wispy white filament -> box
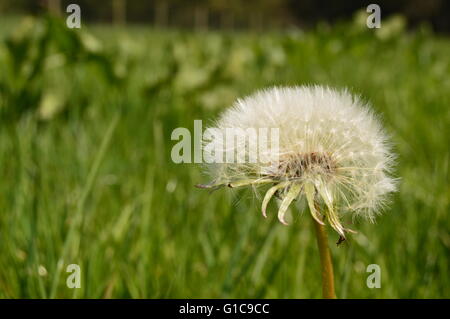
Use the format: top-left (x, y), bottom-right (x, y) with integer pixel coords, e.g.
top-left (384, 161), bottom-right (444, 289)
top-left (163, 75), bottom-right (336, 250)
top-left (200, 85), bottom-right (397, 236)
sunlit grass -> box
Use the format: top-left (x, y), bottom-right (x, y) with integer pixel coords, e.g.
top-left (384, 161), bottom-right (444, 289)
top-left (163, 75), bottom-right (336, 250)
top-left (0, 16), bottom-right (449, 298)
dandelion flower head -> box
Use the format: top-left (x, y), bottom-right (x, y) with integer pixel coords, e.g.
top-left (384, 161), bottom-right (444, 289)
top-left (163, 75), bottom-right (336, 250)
top-left (198, 86), bottom-right (397, 238)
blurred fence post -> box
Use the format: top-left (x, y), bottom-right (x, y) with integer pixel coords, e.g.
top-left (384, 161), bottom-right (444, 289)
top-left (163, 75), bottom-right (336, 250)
top-left (112, 0), bottom-right (126, 25)
top-left (155, 1), bottom-right (169, 27)
top-left (220, 11), bottom-right (234, 30)
top-left (194, 5), bottom-right (209, 30)
top-left (250, 11), bottom-right (263, 31)
top-left (47, 0), bottom-right (61, 16)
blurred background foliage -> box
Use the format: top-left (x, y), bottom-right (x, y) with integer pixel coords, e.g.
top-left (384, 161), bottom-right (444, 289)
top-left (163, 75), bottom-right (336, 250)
top-left (0, 1), bottom-right (449, 298)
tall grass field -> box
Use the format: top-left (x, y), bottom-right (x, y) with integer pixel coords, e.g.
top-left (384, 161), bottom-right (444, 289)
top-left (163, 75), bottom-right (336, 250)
top-left (0, 15), bottom-right (449, 298)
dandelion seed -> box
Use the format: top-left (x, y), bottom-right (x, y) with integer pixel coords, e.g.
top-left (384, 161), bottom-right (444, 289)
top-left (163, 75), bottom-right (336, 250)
top-left (38, 265), bottom-right (48, 277)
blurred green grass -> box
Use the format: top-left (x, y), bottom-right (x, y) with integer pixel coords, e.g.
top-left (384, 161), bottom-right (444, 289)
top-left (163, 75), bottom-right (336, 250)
top-left (0, 15), bottom-right (449, 298)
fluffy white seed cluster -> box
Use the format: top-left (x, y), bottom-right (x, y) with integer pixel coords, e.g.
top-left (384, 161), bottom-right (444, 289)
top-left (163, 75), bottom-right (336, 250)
top-left (198, 85), bottom-right (397, 238)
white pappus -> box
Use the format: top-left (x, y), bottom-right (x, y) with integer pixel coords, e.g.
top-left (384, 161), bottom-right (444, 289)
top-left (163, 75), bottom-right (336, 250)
top-left (197, 85), bottom-right (397, 239)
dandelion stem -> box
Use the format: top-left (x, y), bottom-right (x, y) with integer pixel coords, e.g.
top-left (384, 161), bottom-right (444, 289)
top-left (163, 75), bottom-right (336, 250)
top-left (312, 204), bottom-right (336, 299)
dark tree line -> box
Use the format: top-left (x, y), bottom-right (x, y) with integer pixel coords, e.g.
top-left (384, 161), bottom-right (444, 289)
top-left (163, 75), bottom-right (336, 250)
top-left (1, 0), bottom-right (449, 32)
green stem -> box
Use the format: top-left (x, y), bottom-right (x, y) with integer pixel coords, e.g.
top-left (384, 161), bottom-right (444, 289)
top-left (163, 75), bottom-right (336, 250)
top-left (312, 209), bottom-right (337, 299)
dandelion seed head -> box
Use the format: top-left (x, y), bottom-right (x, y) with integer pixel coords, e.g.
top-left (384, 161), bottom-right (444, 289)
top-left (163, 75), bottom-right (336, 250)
top-left (199, 85), bottom-right (397, 237)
